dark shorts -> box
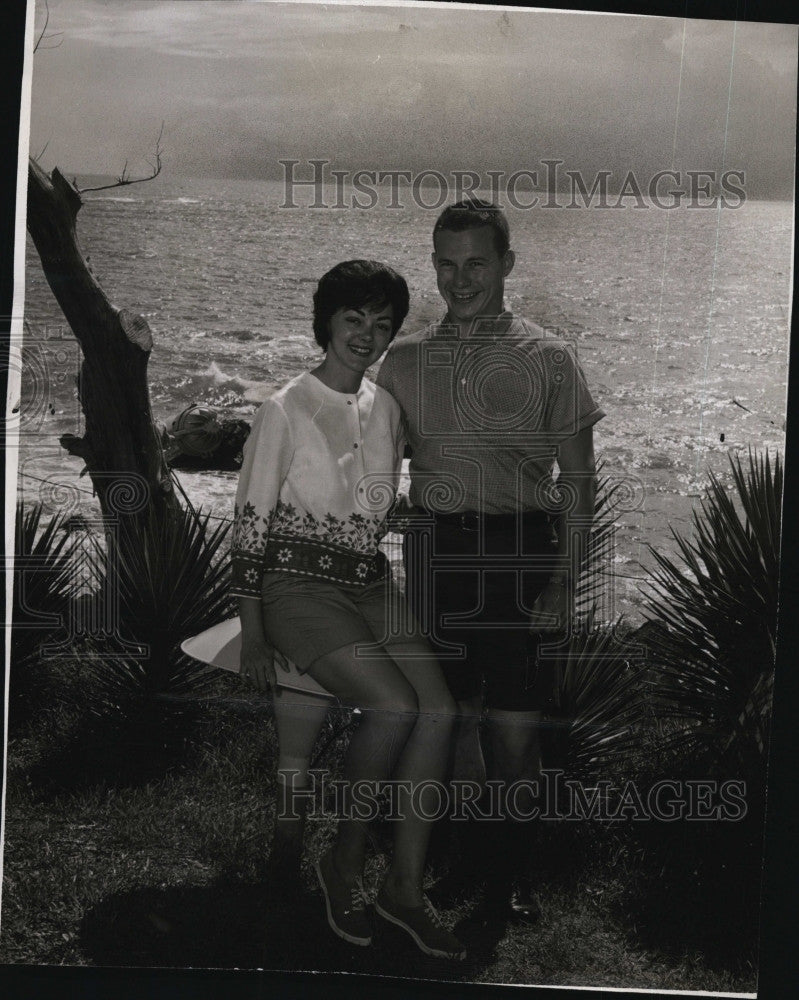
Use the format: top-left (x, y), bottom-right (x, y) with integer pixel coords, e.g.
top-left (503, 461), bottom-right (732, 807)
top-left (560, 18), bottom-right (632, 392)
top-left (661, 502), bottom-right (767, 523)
top-left (402, 510), bottom-right (560, 711)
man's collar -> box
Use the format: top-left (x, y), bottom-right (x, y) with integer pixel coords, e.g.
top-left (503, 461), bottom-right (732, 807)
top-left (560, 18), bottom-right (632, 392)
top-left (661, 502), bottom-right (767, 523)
top-left (435, 310), bottom-right (515, 338)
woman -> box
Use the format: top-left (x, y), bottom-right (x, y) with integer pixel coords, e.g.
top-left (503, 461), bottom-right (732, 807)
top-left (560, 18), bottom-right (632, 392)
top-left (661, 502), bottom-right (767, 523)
top-left (231, 260), bottom-right (464, 961)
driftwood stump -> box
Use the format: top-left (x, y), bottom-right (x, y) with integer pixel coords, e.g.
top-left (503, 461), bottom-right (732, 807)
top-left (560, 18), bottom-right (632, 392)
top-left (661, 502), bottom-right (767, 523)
top-left (26, 158), bottom-right (177, 517)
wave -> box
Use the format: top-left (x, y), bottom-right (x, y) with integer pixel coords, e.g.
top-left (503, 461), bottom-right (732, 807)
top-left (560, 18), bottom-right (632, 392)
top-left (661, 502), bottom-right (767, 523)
top-left (193, 361), bottom-right (281, 405)
top-left (200, 361), bottom-right (264, 393)
top-left (222, 329), bottom-right (257, 342)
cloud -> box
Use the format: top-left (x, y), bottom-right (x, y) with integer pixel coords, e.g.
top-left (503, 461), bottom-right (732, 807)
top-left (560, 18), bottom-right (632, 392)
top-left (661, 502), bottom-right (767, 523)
top-left (29, 1), bottom-right (797, 196)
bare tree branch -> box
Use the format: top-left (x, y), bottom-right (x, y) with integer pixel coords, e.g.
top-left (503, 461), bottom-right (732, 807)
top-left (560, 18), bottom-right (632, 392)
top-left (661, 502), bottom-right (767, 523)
top-left (33, 0), bottom-right (64, 54)
top-left (79, 122), bottom-right (165, 194)
top-left (37, 36), bottom-right (65, 51)
top-left (33, 0), bottom-right (49, 53)
top-left (26, 159), bottom-right (179, 515)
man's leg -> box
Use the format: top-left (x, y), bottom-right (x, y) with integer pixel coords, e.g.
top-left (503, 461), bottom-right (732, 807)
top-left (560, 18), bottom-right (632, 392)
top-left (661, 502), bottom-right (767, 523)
top-left (474, 516), bottom-right (562, 919)
top-left (484, 707), bottom-right (542, 810)
top-left (450, 694), bottom-right (486, 788)
top-left (424, 694), bottom-right (486, 897)
top-left (481, 709), bottom-right (544, 920)
top-left (474, 559), bottom-right (555, 920)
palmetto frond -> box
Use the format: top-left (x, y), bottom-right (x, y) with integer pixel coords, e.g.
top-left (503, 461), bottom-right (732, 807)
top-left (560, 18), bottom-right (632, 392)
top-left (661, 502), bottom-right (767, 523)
top-left (86, 504), bottom-right (233, 703)
top-left (640, 449), bottom-right (780, 782)
top-left (547, 623), bottom-right (642, 780)
top-left (8, 500), bottom-right (87, 729)
top-left (537, 463), bottom-right (645, 781)
top-left (575, 465), bottom-right (628, 619)
top-left (12, 500), bottom-right (81, 661)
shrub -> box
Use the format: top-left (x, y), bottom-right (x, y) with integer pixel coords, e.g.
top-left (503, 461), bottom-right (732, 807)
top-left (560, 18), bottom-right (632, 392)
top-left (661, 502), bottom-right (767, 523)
top-left (84, 503), bottom-right (234, 709)
top-left (640, 449), bottom-right (779, 793)
top-left (9, 501), bottom-right (82, 729)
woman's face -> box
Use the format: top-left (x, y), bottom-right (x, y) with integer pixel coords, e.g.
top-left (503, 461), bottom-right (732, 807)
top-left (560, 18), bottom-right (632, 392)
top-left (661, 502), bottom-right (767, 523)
top-left (326, 302), bottom-right (395, 374)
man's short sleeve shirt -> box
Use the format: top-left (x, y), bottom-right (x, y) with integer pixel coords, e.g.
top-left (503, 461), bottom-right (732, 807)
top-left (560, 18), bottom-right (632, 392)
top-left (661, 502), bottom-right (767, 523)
top-left (376, 314), bottom-right (605, 515)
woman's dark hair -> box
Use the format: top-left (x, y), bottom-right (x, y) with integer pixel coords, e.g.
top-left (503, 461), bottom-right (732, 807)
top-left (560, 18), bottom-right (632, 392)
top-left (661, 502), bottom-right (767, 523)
top-left (433, 198), bottom-right (510, 257)
top-left (312, 259), bottom-right (410, 350)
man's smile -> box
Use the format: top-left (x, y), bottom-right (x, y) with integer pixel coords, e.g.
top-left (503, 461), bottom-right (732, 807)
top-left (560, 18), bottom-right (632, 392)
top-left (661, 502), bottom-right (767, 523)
top-left (432, 226), bottom-right (515, 326)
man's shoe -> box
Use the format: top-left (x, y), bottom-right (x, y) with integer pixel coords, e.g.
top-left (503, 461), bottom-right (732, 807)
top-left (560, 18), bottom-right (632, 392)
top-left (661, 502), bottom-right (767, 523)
top-left (375, 886), bottom-right (466, 961)
top-left (508, 877), bottom-right (542, 923)
top-left (483, 875), bottom-right (542, 924)
top-left (314, 850), bottom-right (372, 946)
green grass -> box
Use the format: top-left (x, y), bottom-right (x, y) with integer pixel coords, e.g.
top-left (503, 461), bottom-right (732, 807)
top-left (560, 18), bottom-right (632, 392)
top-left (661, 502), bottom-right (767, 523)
top-left (0, 664), bottom-right (758, 992)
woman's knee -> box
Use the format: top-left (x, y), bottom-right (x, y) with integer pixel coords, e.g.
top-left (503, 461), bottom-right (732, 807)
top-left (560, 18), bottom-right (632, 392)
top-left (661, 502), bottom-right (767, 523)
top-left (387, 645), bottom-right (458, 722)
top-left (309, 644), bottom-right (418, 716)
top-left (417, 691), bottom-right (458, 727)
top-left (367, 683), bottom-right (419, 720)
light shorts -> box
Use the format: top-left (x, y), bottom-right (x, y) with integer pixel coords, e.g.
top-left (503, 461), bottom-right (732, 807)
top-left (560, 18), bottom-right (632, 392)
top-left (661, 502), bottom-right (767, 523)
top-left (260, 571), bottom-right (426, 672)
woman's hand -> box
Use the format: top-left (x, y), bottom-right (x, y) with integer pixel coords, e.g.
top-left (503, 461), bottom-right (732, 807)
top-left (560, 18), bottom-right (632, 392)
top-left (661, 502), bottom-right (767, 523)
top-left (240, 637), bottom-right (291, 693)
top-left (237, 595), bottom-right (291, 693)
top-left (529, 574), bottom-right (572, 635)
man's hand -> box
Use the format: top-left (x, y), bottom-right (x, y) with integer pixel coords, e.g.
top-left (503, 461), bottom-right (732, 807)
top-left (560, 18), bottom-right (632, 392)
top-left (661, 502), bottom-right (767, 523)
top-left (240, 637), bottom-right (290, 693)
top-left (533, 422), bottom-right (596, 636)
top-left (529, 575), bottom-right (572, 635)
top-left (385, 492), bottom-right (416, 532)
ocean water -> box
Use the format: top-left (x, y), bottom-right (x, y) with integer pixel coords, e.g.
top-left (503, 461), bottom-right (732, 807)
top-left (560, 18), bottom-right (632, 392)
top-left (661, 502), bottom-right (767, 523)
top-left (19, 177), bottom-right (792, 622)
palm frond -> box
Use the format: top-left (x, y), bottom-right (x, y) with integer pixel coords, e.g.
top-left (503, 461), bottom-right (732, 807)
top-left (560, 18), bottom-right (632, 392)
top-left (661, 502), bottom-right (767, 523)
top-left (575, 465), bottom-right (630, 619)
top-left (86, 505), bottom-right (233, 702)
top-left (545, 622), bottom-right (643, 780)
top-left (639, 448), bottom-right (780, 784)
top-left (9, 500), bottom-right (85, 728)
top-left (11, 500), bottom-right (81, 660)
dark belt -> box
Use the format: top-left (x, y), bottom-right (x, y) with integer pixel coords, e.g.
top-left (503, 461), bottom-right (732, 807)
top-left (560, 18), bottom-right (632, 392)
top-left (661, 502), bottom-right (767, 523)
top-left (421, 508), bottom-right (551, 533)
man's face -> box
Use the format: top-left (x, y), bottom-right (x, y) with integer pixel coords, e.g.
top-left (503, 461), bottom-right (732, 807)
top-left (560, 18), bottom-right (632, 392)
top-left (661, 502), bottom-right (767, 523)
top-left (432, 226), bottom-right (515, 329)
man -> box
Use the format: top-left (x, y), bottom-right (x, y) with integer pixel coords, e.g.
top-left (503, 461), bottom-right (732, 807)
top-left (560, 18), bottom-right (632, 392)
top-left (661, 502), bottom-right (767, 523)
top-left (376, 199), bottom-right (605, 921)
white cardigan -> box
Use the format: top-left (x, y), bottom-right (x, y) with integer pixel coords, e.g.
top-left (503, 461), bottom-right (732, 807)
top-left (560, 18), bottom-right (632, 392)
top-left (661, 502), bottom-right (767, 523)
top-left (231, 372), bottom-right (405, 599)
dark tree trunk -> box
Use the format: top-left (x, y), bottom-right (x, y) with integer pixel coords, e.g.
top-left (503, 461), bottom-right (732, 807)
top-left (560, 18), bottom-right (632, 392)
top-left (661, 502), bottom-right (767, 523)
top-left (26, 159), bottom-right (178, 517)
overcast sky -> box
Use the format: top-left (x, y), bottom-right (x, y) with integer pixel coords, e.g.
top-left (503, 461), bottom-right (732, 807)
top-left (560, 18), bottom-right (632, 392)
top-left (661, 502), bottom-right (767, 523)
top-left (27, 0), bottom-right (798, 197)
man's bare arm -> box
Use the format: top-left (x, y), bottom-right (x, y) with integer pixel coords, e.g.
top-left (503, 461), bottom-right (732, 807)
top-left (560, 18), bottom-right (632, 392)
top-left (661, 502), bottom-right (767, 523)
top-left (529, 425), bottom-right (597, 633)
top-left (553, 424), bottom-right (597, 585)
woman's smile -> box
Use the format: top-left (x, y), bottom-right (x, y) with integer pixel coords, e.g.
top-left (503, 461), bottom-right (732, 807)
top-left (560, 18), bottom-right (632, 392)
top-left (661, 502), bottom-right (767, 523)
top-left (316, 302), bottom-right (395, 391)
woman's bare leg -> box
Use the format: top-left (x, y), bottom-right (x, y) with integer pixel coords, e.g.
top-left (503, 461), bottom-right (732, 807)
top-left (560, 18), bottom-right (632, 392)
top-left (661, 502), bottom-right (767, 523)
top-left (271, 690), bottom-right (330, 871)
top-left (306, 642), bottom-right (420, 881)
top-left (378, 642), bottom-right (457, 905)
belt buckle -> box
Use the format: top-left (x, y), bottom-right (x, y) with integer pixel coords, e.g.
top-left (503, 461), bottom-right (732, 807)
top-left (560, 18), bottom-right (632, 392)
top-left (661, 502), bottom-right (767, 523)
top-left (459, 511), bottom-right (479, 532)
